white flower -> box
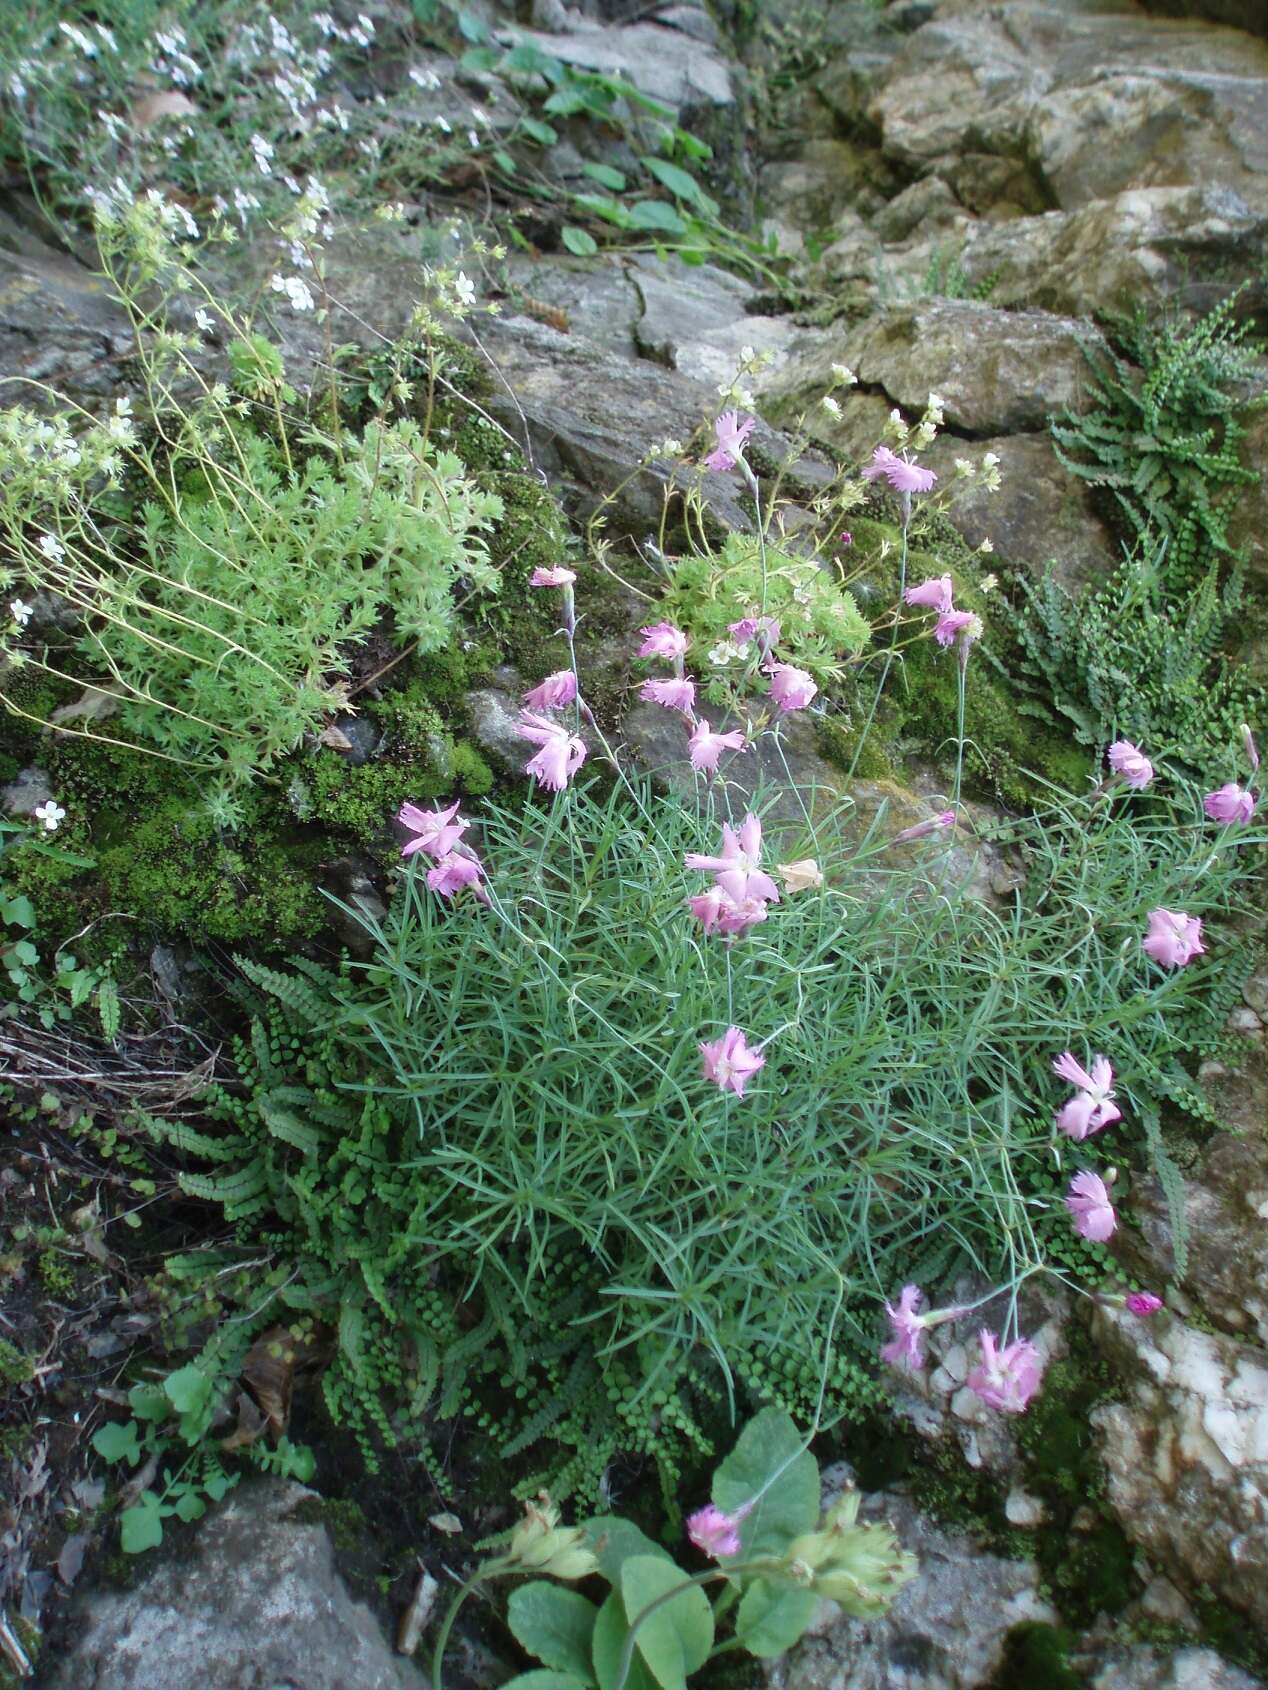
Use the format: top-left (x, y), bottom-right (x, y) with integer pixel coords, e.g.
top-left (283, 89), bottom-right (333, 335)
top-left (831, 363), bottom-right (857, 387)
top-left (740, 344), bottom-right (756, 363)
top-left (38, 534), bottom-right (65, 562)
top-left (10, 599), bottom-right (33, 627)
top-left (270, 273), bottom-right (315, 312)
top-left (59, 21), bottom-right (98, 55)
top-left (33, 800), bottom-right (65, 832)
top-left (195, 307), bottom-right (215, 334)
top-left (409, 65), bottom-right (441, 90)
top-left (708, 642), bottom-right (736, 666)
top-left (821, 395), bottom-right (841, 417)
top-left (250, 133), bottom-right (275, 175)
top-left (453, 271), bottom-right (476, 307)
top-left (978, 538), bottom-right (994, 554)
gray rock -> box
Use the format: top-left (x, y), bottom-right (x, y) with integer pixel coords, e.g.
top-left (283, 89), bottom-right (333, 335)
top-left (326, 715), bottom-right (384, 766)
top-left (1076, 1643), bottom-right (1266, 1690)
top-left (319, 857), bottom-right (389, 955)
top-left (501, 18), bottom-right (733, 115)
top-left (1141, 0), bottom-right (1268, 39)
top-left (467, 683), bottom-right (531, 770)
top-left (0, 766), bottom-right (54, 822)
top-left (1093, 1304), bottom-right (1268, 1629)
top-left (46, 1480), bottom-right (426, 1690)
top-left (764, 1492), bottom-right (1057, 1690)
top-left (632, 256), bottom-right (798, 389)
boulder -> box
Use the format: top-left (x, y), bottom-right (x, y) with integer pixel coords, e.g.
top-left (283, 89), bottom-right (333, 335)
top-left (1093, 1305), bottom-right (1268, 1629)
top-left (500, 17), bottom-right (734, 116)
top-left (1076, 1643), bottom-right (1267, 1689)
top-left (46, 1481), bottom-right (426, 1690)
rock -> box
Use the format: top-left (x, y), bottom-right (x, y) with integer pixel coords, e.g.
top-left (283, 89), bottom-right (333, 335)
top-left (1141, 0), bottom-right (1268, 39)
top-left (1003, 1487), bottom-right (1046, 1527)
top-left (467, 682), bottom-right (530, 770)
top-left (46, 1480), bottom-right (426, 1690)
top-left (631, 256), bottom-right (798, 389)
top-left (757, 140), bottom-right (893, 253)
top-left (324, 715), bottom-right (384, 766)
top-left (319, 857), bottom-right (389, 955)
top-left (1246, 968), bottom-right (1268, 1018)
top-left (501, 18), bottom-right (734, 116)
top-left (1076, 1642), bottom-right (1267, 1690)
top-left (1093, 1305), bottom-right (1268, 1629)
top-left (0, 766), bottom-right (55, 822)
top-left (763, 1491), bottom-right (1057, 1690)
top-left (872, 177), bottom-right (964, 245)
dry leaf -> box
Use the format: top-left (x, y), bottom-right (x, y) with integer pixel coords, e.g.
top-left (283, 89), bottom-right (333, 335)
top-left (70, 1476), bottom-right (106, 1511)
top-left (56, 1533), bottom-right (88, 1587)
top-left (130, 90), bottom-right (198, 129)
top-left (427, 1511), bottom-right (462, 1535)
top-left (396, 1562), bottom-right (439, 1656)
top-left (19, 1444), bottom-right (48, 1502)
top-left (317, 723), bottom-right (355, 751)
top-left (240, 1324), bottom-right (325, 1440)
top-left (219, 1389), bottom-right (266, 1454)
top-left (49, 684), bottom-right (124, 728)
top-left (118, 1450), bottom-right (158, 1511)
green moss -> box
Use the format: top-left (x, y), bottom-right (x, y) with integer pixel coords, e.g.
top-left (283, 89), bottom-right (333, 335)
top-left (0, 1337), bottom-right (34, 1385)
top-left (990, 1623), bottom-right (1081, 1690)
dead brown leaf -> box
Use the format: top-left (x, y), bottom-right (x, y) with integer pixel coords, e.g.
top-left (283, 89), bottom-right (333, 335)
top-left (218, 1389), bottom-right (266, 1454)
top-left (240, 1324), bottom-right (326, 1440)
top-left (428, 1511), bottom-right (462, 1535)
top-left (130, 90), bottom-right (198, 129)
top-left (317, 723), bottom-right (355, 751)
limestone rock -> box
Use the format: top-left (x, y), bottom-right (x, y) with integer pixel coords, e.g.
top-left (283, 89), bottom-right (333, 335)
top-left (764, 1491), bottom-right (1057, 1690)
top-left (46, 1481), bottom-right (426, 1690)
top-left (1093, 1305), bottom-right (1268, 1628)
top-left (1076, 1643), bottom-right (1266, 1690)
top-left (501, 18), bottom-right (734, 115)
top-left (631, 255), bottom-right (799, 389)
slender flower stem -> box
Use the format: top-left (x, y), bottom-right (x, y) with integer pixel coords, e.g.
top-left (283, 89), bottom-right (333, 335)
top-left (430, 1558), bottom-right (511, 1689)
top-left (847, 522), bottom-right (909, 782)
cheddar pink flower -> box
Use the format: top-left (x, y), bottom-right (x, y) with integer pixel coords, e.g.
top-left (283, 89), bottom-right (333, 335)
top-left (517, 710), bottom-right (586, 791)
top-left (1053, 1051), bottom-right (1121, 1140)
top-left (1108, 740), bottom-right (1154, 790)
top-left (1142, 908), bottom-right (1204, 969)
top-left (904, 575), bottom-right (954, 612)
top-left (529, 566), bottom-right (575, 587)
top-left (640, 676), bottom-right (696, 715)
top-left (398, 799), bottom-right (466, 860)
top-left (685, 814), bottom-right (780, 906)
top-left (687, 1503), bottom-right (751, 1560)
top-left (892, 809), bottom-right (955, 845)
top-left (522, 670), bottom-right (577, 710)
top-left (728, 615), bottom-right (781, 652)
top-left (1126, 1292), bottom-right (1163, 1317)
top-left (704, 411), bottom-right (754, 472)
top-left (687, 884), bottom-right (769, 938)
top-left (426, 852), bottom-right (489, 904)
top-left (766, 662), bottom-right (818, 713)
top-left (1066, 1170), bottom-right (1117, 1241)
top-left (967, 1330), bottom-right (1043, 1414)
top-left (688, 718), bottom-right (746, 773)
top-left (638, 622), bottom-right (689, 660)
top-left (699, 1025), bottom-right (765, 1098)
top-left (933, 609), bottom-right (981, 649)
top-left (881, 1285), bottom-right (928, 1374)
top-left (1203, 782), bottom-right (1256, 825)
top-left (862, 444), bottom-right (937, 494)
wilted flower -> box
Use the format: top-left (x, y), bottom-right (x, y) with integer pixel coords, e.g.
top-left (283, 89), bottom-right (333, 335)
top-left (880, 1285), bottom-right (928, 1373)
top-left (686, 1502), bottom-right (751, 1560)
top-left (33, 799), bottom-right (65, 832)
top-left (704, 411), bottom-right (755, 473)
top-left (522, 670), bottom-right (577, 711)
top-left (933, 609), bottom-right (981, 649)
top-left (638, 621), bottom-right (689, 660)
top-left (517, 710), bottom-right (586, 791)
top-left (777, 858), bottom-right (823, 894)
top-left (529, 566), bottom-right (576, 588)
top-left (1125, 1291), bottom-right (1164, 1317)
top-left (1053, 1051), bottom-right (1121, 1140)
top-left (640, 676), bottom-right (696, 715)
top-left (508, 1495), bottom-right (598, 1581)
top-left (729, 615), bottom-right (781, 655)
top-left (966, 1330), bottom-right (1043, 1414)
top-left (862, 444), bottom-right (937, 494)
top-left (1108, 740), bottom-right (1154, 790)
top-left (1066, 1169), bottom-right (1117, 1241)
top-left (398, 798), bottom-right (466, 860)
top-left (892, 810), bottom-right (955, 846)
top-left (904, 575), bottom-right (954, 613)
top-left (1203, 782), bottom-right (1257, 825)
top-left (699, 1025), bottom-right (765, 1098)
top-left (1242, 724), bottom-right (1259, 773)
top-left (1142, 908), bottom-right (1204, 969)
top-left (689, 718), bottom-right (746, 774)
top-left (766, 662), bottom-right (818, 713)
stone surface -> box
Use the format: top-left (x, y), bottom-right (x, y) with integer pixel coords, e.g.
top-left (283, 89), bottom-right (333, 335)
top-left (1076, 1643), bottom-right (1267, 1689)
top-left (47, 1481), bottom-right (425, 1690)
top-left (631, 256), bottom-right (798, 389)
top-left (502, 18), bottom-right (734, 114)
top-left (0, 766), bottom-right (55, 822)
top-left (1093, 1305), bottom-right (1268, 1629)
top-left (764, 1491), bottom-right (1057, 1690)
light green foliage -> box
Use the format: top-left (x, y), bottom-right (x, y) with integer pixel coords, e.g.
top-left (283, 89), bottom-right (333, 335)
top-left (0, 821), bottom-right (119, 1032)
top-left (660, 532), bottom-right (869, 688)
top-left (142, 769), bottom-right (1254, 1503)
top-left (1051, 291), bottom-right (1261, 592)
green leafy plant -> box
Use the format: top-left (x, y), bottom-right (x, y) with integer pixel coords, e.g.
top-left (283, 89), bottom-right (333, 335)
top-left (0, 819), bottom-right (118, 1034)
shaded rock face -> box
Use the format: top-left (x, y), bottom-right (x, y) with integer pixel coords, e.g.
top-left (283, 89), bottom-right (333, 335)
top-left (1093, 1306), bottom-right (1268, 1629)
top-left (765, 1489), bottom-right (1057, 1690)
top-left (1076, 1643), bottom-right (1267, 1689)
top-left (47, 1481), bottom-right (425, 1690)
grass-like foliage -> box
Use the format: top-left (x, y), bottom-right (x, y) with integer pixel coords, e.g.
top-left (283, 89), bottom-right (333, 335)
top-left (154, 764), bottom-right (1257, 1501)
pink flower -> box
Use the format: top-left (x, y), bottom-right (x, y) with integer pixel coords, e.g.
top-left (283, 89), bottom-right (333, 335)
top-left (728, 615), bottom-right (781, 651)
top-left (399, 799), bottom-right (466, 860)
top-left (892, 809), bottom-right (955, 845)
top-left (1108, 740), bottom-right (1154, 790)
top-left (688, 718), bottom-right (746, 774)
top-left (862, 444), bottom-right (937, 494)
top-left (1203, 782), bottom-right (1256, 825)
top-left (640, 676), bottom-right (696, 715)
top-left (1052, 1051), bottom-right (1121, 1140)
top-left (881, 1285), bottom-right (928, 1373)
top-left (638, 622), bottom-right (689, 660)
top-left (933, 609), bottom-right (982, 649)
top-left (426, 851), bottom-right (489, 904)
top-left (517, 710), bottom-right (586, 791)
top-left (839, 530), bottom-right (853, 548)
top-left (967, 1330), bottom-right (1044, 1414)
top-left (766, 663), bottom-right (818, 713)
top-left (1243, 724), bottom-right (1259, 773)
top-left (1142, 908), bottom-right (1204, 969)
top-left (699, 1025), bottom-right (765, 1098)
top-left (685, 814), bottom-right (780, 906)
top-left (1125, 1292), bottom-right (1163, 1317)
top-left (904, 575), bottom-right (954, 613)
top-left (686, 1502), bottom-right (751, 1560)
top-left (687, 885), bottom-right (769, 938)
top-left (704, 411), bottom-right (755, 473)
top-left (529, 566), bottom-right (576, 588)
top-left (522, 670), bottom-right (577, 710)
top-left (1066, 1170), bottom-right (1117, 1242)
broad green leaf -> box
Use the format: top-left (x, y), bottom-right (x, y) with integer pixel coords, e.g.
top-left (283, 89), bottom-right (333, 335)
top-left (581, 162), bottom-right (626, 191)
top-left (91, 1419), bottom-right (141, 1465)
top-left (591, 1592), bottom-right (656, 1690)
top-left (627, 200), bottom-right (686, 236)
top-left (571, 193), bottom-right (631, 229)
top-left (733, 1579), bottom-right (818, 1657)
top-left (561, 226), bottom-right (598, 257)
top-left (204, 1469), bottom-right (238, 1501)
top-left (128, 1382), bottom-right (170, 1422)
top-left (508, 1583), bottom-right (599, 1680)
top-left (494, 150), bottom-right (518, 175)
top-left (460, 46), bottom-right (500, 72)
top-left (120, 1494), bottom-right (164, 1553)
top-left (502, 43), bottom-right (564, 83)
top-left (712, 1408), bottom-right (818, 1559)
top-left (584, 1516), bottom-right (675, 1586)
top-left (1, 894), bottom-right (35, 928)
top-left (163, 1363), bottom-right (212, 1417)
top-left (456, 10), bottom-right (488, 42)
top-left (639, 157), bottom-right (701, 205)
top-left (619, 1555), bottom-right (713, 1689)
top-left (503, 1675), bottom-right (591, 1690)
top-left (173, 1488), bottom-right (206, 1523)
top-left (672, 127), bottom-right (713, 161)
top-left (520, 117), bottom-right (559, 146)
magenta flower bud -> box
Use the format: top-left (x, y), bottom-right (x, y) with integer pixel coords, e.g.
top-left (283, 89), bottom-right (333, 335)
top-left (1203, 782), bottom-right (1256, 825)
top-left (686, 1502), bottom-right (751, 1559)
top-left (933, 609), bottom-right (980, 649)
top-left (892, 809), bottom-right (955, 846)
top-left (1125, 1292), bottom-right (1164, 1317)
top-left (766, 662), bottom-right (818, 713)
top-left (703, 411), bottom-right (755, 474)
top-left (529, 566), bottom-right (576, 588)
top-left (880, 1285), bottom-right (928, 1374)
top-left (839, 530), bottom-right (853, 547)
top-left (1142, 908), bottom-right (1204, 970)
top-left (1107, 739), bottom-right (1154, 790)
top-left (904, 575), bottom-right (954, 613)
top-left (1242, 724), bottom-right (1260, 773)
top-left (522, 670), bottom-right (577, 711)
top-left (966, 1330), bottom-right (1043, 1414)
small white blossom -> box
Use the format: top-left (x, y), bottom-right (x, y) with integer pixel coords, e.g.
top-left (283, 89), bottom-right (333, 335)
top-left (831, 363), bottom-right (857, 387)
top-left (195, 307), bottom-right (215, 334)
top-left (978, 538), bottom-right (994, 554)
top-left (454, 271), bottom-right (476, 307)
top-left (37, 534), bottom-right (65, 562)
top-left (10, 600), bottom-right (33, 627)
top-left (250, 133), bottom-right (275, 175)
top-left (59, 21), bottom-right (97, 55)
top-left (34, 800), bottom-right (65, 832)
top-left (410, 65), bottom-right (441, 90)
top-left (708, 642), bottom-right (736, 666)
top-left (270, 273), bottom-right (315, 312)
top-left (821, 395), bottom-right (841, 418)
